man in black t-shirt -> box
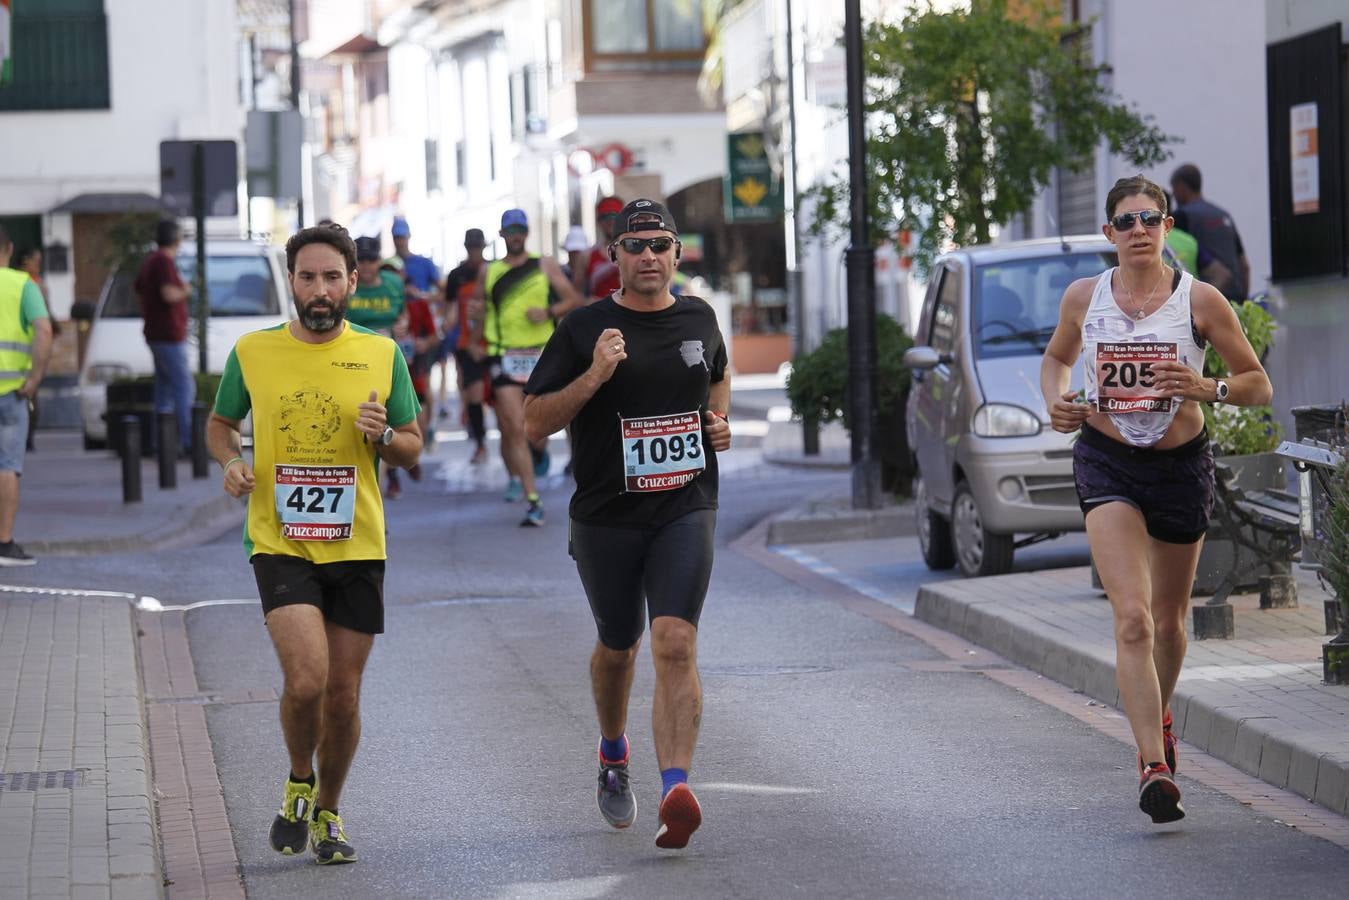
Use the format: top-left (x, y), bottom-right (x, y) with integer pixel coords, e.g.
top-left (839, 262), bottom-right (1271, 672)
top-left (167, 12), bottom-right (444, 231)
top-left (523, 199), bottom-right (731, 851)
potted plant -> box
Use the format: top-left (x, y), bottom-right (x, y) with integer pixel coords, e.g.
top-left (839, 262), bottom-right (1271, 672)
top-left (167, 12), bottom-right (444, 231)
top-left (1321, 450), bottom-right (1349, 682)
top-left (785, 314), bottom-right (915, 495)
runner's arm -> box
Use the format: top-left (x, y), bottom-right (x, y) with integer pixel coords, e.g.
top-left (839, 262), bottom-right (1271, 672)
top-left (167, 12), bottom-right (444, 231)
top-left (1040, 277), bottom-right (1092, 433)
top-left (524, 371), bottom-right (603, 445)
top-left (704, 376), bottom-right (731, 451)
top-left (1185, 281), bottom-right (1272, 406)
top-left (206, 413), bottom-right (255, 497)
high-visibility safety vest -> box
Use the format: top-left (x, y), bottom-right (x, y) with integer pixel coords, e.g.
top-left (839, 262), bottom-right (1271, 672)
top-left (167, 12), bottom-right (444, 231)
top-left (0, 268), bottom-right (34, 395)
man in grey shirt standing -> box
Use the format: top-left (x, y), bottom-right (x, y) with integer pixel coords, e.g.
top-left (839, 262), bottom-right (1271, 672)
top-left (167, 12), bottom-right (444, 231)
top-left (1170, 163), bottom-right (1251, 301)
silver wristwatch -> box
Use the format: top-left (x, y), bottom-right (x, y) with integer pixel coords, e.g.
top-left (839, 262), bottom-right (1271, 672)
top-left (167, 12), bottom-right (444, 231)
top-left (1214, 379), bottom-right (1229, 402)
top-left (379, 425), bottom-right (395, 446)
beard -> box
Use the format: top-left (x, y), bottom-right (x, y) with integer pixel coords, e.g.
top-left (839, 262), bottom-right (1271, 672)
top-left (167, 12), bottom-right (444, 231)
top-left (298, 296), bottom-right (347, 332)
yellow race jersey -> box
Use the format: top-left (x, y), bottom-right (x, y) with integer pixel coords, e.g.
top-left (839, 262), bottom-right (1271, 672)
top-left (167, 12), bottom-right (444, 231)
top-left (214, 322), bottom-right (420, 562)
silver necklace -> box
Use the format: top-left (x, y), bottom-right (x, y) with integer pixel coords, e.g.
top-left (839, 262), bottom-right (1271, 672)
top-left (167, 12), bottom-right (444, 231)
top-left (1121, 265), bottom-right (1168, 320)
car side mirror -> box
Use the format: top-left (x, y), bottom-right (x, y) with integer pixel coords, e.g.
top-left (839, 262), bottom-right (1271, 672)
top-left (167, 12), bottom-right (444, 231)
top-left (903, 346), bottom-right (951, 371)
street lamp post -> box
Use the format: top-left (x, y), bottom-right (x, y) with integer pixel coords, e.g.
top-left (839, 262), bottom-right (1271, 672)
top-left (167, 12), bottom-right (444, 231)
top-left (844, 0), bottom-right (881, 509)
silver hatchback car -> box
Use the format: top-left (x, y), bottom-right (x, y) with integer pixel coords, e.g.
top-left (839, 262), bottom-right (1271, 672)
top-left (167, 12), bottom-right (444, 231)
top-left (903, 236), bottom-right (1171, 577)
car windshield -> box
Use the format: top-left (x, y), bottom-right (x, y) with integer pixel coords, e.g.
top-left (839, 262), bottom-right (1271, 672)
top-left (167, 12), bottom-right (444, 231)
top-left (973, 251), bottom-right (1119, 359)
top-left (98, 254), bottom-right (282, 319)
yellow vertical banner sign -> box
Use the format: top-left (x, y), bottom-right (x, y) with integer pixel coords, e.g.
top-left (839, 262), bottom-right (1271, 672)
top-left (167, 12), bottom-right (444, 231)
top-left (0, 0), bottom-right (12, 87)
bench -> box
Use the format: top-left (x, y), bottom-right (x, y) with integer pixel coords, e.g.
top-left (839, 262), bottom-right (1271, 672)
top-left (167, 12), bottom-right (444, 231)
top-left (1192, 461), bottom-right (1301, 639)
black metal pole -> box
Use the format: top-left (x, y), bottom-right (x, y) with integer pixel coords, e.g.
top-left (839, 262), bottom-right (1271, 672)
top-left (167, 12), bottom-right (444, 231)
top-left (192, 141), bottom-right (208, 375)
top-left (845, 0), bottom-right (880, 509)
top-left (191, 402), bottom-right (209, 479)
top-left (289, 0), bottom-right (305, 227)
top-left (157, 412), bottom-right (178, 490)
top-left (121, 416), bottom-right (142, 503)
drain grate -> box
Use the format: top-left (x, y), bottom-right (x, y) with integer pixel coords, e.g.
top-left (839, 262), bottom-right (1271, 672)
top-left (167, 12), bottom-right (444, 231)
top-left (1, 770), bottom-right (87, 791)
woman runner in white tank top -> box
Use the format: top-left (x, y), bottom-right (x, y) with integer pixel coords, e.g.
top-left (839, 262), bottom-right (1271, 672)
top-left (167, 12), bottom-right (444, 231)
top-left (1040, 175), bottom-right (1271, 825)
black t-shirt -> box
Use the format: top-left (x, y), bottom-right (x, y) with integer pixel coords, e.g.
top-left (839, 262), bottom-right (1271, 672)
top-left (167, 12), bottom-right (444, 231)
top-left (525, 295), bottom-right (728, 527)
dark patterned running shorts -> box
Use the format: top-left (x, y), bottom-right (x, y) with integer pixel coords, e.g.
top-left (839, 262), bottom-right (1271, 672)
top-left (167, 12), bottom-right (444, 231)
top-left (1073, 423), bottom-right (1215, 544)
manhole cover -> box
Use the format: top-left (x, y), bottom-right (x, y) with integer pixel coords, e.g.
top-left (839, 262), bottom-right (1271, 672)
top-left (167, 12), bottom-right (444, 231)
top-left (702, 665), bottom-right (833, 677)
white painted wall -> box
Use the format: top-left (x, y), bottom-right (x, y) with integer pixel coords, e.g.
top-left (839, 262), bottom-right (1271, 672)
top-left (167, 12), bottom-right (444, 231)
top-left (0, 0), bottom-right (244, 317)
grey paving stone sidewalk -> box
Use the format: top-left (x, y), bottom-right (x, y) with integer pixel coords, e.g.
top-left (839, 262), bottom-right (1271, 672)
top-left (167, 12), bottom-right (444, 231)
top-left (0, 594), bottom-right (160, 899)
top-left (914, 565), bottom-right (1349, 817)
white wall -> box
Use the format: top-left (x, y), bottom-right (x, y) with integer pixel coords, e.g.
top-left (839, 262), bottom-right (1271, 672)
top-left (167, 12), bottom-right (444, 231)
top-left (0, 0), bottom-right (244, 318)
top-left (1088, 0), bottom-right (1271, 296)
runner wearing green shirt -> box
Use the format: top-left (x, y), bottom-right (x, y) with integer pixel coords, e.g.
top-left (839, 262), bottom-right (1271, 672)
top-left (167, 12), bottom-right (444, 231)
top-left (350, 236), bottom-right (405, 334)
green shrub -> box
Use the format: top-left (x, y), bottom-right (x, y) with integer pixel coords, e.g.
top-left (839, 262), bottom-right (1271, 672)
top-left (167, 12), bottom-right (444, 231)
top-left (1202, 300), bottom-right (1281, 455)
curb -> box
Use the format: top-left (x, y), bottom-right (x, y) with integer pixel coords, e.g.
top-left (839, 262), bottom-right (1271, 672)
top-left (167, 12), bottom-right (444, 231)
top-left (26, 493), bottom-right (245, 556)
top-left (913, 578), bottom-right (1349, 819)
top-left (766, 498), bottom-right (917, 545)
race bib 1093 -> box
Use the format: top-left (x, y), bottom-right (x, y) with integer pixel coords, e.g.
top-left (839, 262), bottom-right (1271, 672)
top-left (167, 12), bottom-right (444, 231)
top-left (620, 411), bottom-right (706, 492)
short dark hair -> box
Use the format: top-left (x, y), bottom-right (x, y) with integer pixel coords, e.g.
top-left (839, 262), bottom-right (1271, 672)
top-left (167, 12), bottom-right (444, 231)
top-left (1171, 163), bottom-right (1202, 194)
top-left (285, 222), bottom-right (358, 275)
top-left (1105, 175), bottom-right (1168, 221)
top-left (155, 219), bottom-right (181, 247)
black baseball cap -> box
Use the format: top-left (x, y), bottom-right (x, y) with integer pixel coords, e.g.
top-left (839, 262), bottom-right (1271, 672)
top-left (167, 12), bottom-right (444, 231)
top-left (464, 228), bottom-right (486, 248)
top-left (615, 199), bottom-right (678, 236)
top-left (354, 235), bottom-right (381, 261)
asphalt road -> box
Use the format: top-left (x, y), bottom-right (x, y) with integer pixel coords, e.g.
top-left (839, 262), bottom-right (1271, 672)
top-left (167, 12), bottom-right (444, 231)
top-left (17, 435), bottom-right (1349, 898)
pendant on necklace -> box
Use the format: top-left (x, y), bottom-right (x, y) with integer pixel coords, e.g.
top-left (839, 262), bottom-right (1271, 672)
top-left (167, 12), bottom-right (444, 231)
top-left (1135, 308), bottom-right (1145, 320)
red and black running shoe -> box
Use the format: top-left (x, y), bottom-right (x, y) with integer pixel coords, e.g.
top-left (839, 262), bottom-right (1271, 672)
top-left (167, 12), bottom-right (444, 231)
top-left (655, 783), bottom-right (702, 849)
top-left (1138, 762), bottom-right (1185, 824)
top-left (1162, 708), bottom-right (1178, 775)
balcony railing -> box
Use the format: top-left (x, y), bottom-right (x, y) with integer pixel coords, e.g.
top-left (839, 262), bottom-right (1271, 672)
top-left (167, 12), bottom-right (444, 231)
top-left (0, 13), bottom-right (111, 112)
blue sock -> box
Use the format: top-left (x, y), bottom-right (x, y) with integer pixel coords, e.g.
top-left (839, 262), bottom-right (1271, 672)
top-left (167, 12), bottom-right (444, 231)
top-left (599, 734), bottom-right (628, 762)
top-left (661, 767), bottom-right (688, 798)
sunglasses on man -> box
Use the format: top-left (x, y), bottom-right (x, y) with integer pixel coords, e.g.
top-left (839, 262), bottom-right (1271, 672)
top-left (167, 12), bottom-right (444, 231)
top-left (502, 225), bottom-right (528, 236)
top-left (616, 237), bottom-right (677, 255)
top-left (1109, 209), bottom-right (1166, 231)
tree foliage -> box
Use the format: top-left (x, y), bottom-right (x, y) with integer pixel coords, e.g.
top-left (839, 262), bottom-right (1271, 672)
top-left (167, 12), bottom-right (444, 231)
top-left (804, 0), bottom-right (1174, 271)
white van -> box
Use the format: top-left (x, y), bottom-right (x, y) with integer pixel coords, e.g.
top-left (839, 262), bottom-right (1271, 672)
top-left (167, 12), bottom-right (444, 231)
top-left (78, 239), bottom-right (293, 448)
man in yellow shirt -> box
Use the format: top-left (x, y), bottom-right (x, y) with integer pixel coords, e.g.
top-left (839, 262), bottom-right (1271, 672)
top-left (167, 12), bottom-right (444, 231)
top-left (205, 222), bottom-right (421, 865)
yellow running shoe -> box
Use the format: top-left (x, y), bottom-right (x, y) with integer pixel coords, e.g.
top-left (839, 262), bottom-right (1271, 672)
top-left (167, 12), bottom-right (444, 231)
top-left (309, 808), bottom-right (357, 864)
top-left (268, 777), bottom-right (315, 855)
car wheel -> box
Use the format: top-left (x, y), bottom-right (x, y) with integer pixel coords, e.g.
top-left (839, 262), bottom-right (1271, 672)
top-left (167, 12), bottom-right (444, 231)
top-left (914, 472), bottom-right (955, 570)
top-left (951, 481), bottom-right (1014, 578)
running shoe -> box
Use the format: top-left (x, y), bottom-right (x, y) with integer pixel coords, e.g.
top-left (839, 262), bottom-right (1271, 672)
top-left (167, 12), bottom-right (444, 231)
top-left (0, 541), bottom-right (35, 567)
top-left (533, 447), bottom-right (551, 478)
top-left (268, 777), bottom-right (315, 855)
top-left (408, 462), bottom-right (423, 482)
top-left (655, 783), bottom-right (701, 849)
top-left (1163, 709), bottom-right (1178, 775)
top-left (470, 444), bottom-right (488, 465)
top-left (1138, 762), bottom-right (1184, 824)
top-left (503, 477), bottom-right (524, 503)
top-left (309, 808), bottom-right (357, 864)
top-left (597, 745), bottom-right (636, 829)
top-left (385, 472), bottom-right (402, 500)
top-left (520, 500), bottom-right (544, 527)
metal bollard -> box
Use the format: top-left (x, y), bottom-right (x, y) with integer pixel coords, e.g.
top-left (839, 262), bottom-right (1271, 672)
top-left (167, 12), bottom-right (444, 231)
top-left (120, 415), bottom-right (142, 503)
top-left (157, 412), bottom-right (178, 489)
top-left (191, 402), bottom-right (209, 479)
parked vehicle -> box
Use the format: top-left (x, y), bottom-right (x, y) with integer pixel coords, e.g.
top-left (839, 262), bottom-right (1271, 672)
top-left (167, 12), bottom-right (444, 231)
top-left (903, 236), bottom-right (1180, 578)
top-left (78, 239), bottom-right (293, 448)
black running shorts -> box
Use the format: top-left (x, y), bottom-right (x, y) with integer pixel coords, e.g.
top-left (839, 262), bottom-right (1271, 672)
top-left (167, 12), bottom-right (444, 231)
top-left (251, 554), bottom-right (386, 634)
top-left (1073, 423), bottom-right (1215, 544)
top-left (454, 347), bottom-right (486, 386)
top-left (568, 509), bottom-right (716, 650)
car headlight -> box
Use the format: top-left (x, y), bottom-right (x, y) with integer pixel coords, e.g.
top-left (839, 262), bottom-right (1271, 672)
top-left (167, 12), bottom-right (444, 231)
top-left (84, 363), bottom-right (133, 385)
top-left (972, 403), bottom-right (1041, 437)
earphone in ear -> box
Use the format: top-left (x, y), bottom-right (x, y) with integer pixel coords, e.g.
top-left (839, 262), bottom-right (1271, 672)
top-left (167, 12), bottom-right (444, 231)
top-left (674, 241), bottom-right (682, 262)
top-left (608, 245), bottom-right (618, 263)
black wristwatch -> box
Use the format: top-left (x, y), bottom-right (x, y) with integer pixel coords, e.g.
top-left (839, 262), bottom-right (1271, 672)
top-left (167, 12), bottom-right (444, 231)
top-left (379, 425), bottom-right (395, 446)
top-left (1214, 379), bottom-right (1229, 403)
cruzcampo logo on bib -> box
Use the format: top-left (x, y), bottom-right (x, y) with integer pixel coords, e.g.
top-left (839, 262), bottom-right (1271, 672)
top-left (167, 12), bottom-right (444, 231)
top-left (620, 411), bottom-right (705, 492)
top-left (1095, 341), bottom-right (1177, 414)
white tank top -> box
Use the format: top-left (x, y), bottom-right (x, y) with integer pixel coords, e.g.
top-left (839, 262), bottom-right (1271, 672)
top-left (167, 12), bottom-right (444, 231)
top-left (1082, 267), bottom-right (1204, 447)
